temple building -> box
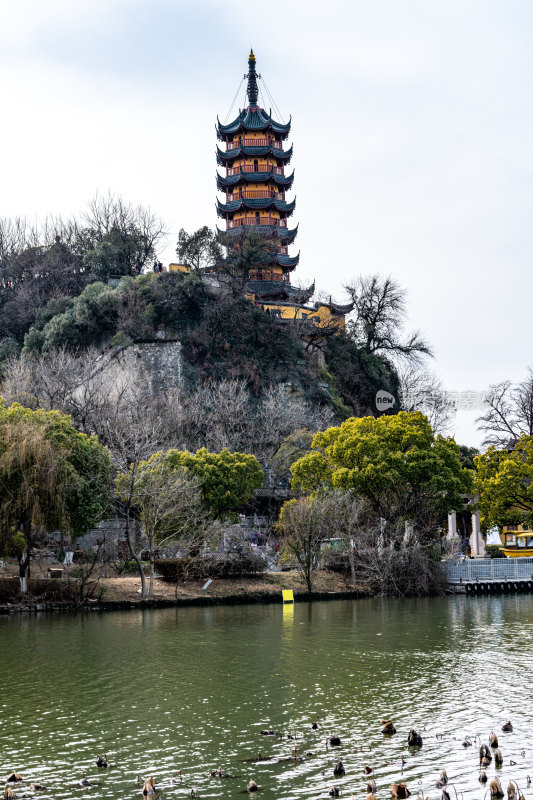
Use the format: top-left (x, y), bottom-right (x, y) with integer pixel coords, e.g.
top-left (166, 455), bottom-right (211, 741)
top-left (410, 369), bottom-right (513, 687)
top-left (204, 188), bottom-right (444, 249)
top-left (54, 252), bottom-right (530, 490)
top-left (215, 50), bottom-right (352, 328)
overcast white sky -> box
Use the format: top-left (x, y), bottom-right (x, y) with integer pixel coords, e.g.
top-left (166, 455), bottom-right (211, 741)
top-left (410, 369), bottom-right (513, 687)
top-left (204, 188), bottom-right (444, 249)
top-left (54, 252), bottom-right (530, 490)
top-left (1, 0), bottom-right (532, 447)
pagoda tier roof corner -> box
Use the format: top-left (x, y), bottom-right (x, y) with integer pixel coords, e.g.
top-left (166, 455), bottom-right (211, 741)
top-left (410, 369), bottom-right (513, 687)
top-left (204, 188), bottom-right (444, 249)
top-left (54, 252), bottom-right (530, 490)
top-left (315, 298), bottom-right (355, 315)
top-left (217, 109), bottom-right (291, 139)
top-left (216, 143), bottom-right (293, 165)
top-left (248, 279), bottom-right (314, 304)
top-left (217, 223), bottom-right (298, 244)
top-left (216, 197), bottom-right (296, 216)
top-left (277, 251), bottom-right (300, 268)
top-left (216, 170), bottom-right (294, 189)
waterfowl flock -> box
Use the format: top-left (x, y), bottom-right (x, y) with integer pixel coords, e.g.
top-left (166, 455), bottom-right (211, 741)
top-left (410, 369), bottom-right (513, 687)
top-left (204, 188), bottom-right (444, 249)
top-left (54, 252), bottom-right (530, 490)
top-left (2, 719), bottom-right (530, 800)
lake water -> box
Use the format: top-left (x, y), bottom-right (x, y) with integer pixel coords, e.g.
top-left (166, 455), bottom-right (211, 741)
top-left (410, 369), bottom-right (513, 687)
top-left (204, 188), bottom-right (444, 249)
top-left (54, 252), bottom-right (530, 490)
top-left (1, 596), bottom-right (533, 800)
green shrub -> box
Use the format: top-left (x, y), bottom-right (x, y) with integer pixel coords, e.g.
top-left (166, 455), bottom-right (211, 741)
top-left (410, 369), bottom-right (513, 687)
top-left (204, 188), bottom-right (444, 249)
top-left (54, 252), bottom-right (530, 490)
top-left (155, 551), bottom-right (267, 581)
top-left (486, 544), bottom-right (505, 559)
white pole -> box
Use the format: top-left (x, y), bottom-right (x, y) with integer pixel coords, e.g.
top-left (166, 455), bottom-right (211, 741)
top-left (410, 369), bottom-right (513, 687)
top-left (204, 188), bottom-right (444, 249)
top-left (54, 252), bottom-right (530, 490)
top-left (471, 509), bottom-right (482, 557)
top-left (447, 512), bottom-right (457, 540)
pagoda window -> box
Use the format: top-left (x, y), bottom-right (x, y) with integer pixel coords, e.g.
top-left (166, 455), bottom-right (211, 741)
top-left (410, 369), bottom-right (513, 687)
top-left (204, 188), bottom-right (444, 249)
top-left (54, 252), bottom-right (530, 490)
top-left (255, 212), bottom-right (260, 224)
top-left (254, 159), bottom-right (259, 171)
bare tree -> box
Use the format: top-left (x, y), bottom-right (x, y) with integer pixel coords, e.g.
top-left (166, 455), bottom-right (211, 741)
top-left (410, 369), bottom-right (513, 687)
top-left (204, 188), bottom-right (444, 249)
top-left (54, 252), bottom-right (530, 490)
top-left (80, 192), bottom-right (167, 277)
top-left (282, 489), bottom-right (443, 597)
top-left (397, 364), bottom-right (454, 434)
top-left (170, 379), bottom-right (251, 453)
top-left (176, 226), bottom-right (222, 272)
top-left (349, 519), bottom-right (444, 597)
top-left (165, 379), bottom-right (333, 464)
top-left (276, 494), bottom-right (335, 593)
top-left (1, 346), bottom-right (135, 436)
top-left (87, 375), bottom-right (176, 599)
top-left (116, 454), bottom-right (206, 596)
top-left (251, 385), bottom-right (333, 464)
top-left (83, 193), bottom-right (166, 252)
top-left (476, 369), bottom-right (533, 448)
top-left (344, 274), bottom-right (433, 366)
top-left (0, 216), bottom-right (34, 280)
top-left (0, 355), bottom-right (39, 408)
top-left (276, 490), bottom-right (365, 592)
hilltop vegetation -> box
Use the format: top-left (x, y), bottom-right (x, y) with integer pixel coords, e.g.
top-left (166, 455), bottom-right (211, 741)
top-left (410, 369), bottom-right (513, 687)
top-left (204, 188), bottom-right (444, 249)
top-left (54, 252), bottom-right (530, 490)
top-left (17, 270), bottom-right (399, 412)
top-left (0, 194), bottom-right (165, 360)
top-left (0, 196), bottom-right (407, 416)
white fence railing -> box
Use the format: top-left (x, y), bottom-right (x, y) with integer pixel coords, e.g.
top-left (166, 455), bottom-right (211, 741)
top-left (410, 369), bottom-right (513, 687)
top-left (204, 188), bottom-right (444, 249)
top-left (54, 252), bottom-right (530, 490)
top-left (444, 557), bottom-right (533, 583)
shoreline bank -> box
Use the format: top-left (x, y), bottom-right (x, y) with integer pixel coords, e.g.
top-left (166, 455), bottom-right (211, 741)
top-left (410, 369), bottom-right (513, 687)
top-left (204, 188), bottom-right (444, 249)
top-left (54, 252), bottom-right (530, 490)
top-left (0, 588), bottom-right (369, 614)
top-left (0, 569), bottom-right (371, 614)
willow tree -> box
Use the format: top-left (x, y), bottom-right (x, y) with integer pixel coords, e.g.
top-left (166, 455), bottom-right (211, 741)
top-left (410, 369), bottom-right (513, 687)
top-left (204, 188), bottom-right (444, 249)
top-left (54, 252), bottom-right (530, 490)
top-left (0, 400), bottom-right (113, 582)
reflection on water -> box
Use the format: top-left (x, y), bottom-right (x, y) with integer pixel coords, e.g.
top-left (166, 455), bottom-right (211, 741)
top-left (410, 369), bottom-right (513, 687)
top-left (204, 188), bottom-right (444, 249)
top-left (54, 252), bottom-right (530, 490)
top-left (1, 596), bottom-right (533, 800)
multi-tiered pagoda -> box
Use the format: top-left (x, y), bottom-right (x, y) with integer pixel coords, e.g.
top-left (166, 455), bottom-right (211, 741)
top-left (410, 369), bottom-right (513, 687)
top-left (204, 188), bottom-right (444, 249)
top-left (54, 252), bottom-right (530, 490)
top-left (215, 50), bottom-right (352, 326)
top-left (216, 49), bottom-right (314, 306)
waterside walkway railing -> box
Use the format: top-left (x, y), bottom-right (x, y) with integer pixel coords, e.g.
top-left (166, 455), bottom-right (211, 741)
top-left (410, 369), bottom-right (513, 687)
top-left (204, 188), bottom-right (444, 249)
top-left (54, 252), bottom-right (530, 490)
top-left (443, 557), bottom-right (533, 592)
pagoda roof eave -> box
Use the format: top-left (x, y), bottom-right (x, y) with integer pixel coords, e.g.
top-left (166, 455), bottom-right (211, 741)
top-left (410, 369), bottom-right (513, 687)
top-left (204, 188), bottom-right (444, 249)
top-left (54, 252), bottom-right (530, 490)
top-left (314, 299), bottom-right (355, 315)
top-left (277, 252), bottom-right (300, 268)
top-left (216, 170), bottom-right (294, 188)
top-left (217, 223), bottom-right (298, 243)
top-left (248, 279), bottom-right (315, 304)
top-left (216, 197), bottom-right (296, 215)
top-left (217, 109), bottom-right (291, 138)
top-left (216, 144), bottom-right (293, 164)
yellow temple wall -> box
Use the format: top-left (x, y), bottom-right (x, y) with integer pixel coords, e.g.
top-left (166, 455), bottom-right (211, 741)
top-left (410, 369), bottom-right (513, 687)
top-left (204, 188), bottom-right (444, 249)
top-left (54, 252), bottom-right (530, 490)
top-left (231, 158), bottom-right (271, 170)
top-left (227, 183), bottom-right (270, 193)
top-left (249, 266), bottom-right (284, 280)
top-left (248, 299), bottom-right (346, 329)
top-left (232, 209), bottom-right (281, 222)
top-left (314, 304), bottom-right (346, 330)
top-left (249, 300), bottom-right (308, 320)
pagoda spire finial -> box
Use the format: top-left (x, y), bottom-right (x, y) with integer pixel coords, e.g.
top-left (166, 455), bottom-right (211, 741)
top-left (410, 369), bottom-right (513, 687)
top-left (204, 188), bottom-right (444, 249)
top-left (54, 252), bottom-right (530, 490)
top-left (246, 49), bottom-right (259, 107)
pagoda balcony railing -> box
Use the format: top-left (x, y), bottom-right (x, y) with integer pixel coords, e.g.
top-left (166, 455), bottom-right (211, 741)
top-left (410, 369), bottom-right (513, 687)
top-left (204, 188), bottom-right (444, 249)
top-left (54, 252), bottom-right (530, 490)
top-left (227, 138), bottom-right (283, 149)
top-left (249, 272), bottom-right (288, 282)
top-left (226, 191), bottom-right (285, 201)
top-left (227, 217), bottom-right (287, 228)
top-left (227, 165), bottom-right (284, 176)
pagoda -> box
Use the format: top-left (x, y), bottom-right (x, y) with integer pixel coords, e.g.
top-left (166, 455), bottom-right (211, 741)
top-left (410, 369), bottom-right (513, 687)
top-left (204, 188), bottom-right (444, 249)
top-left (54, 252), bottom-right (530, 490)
top-left (215, 50), bottom-right (352, 327)
top-left (216, 49), bottom-right (314, 306)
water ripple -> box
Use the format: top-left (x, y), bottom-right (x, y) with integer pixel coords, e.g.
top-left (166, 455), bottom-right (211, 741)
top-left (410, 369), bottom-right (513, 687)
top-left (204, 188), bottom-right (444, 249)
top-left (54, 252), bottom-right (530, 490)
top-left (1, 596), bottom-right (533, 800)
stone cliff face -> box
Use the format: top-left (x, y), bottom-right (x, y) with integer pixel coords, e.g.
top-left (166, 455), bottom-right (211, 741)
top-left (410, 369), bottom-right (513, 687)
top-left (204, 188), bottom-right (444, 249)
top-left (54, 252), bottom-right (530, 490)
top-left (119, 340), bottom-right (183, 394)
top-left (91, 338), bottom-right (183, 397)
